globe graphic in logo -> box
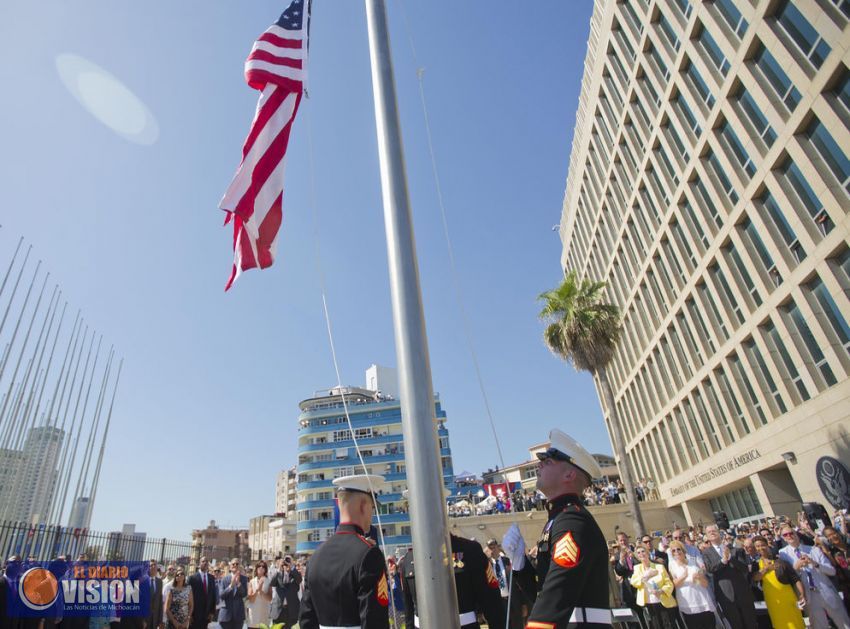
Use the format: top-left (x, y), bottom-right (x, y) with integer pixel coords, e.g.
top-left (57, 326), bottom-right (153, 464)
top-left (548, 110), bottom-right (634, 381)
top-left (19, 567), bottom-right (59, 611)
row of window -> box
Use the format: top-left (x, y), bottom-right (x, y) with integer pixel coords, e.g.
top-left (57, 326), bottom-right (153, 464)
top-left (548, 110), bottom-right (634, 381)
top-left (615, 252), bottom-right (850, 480)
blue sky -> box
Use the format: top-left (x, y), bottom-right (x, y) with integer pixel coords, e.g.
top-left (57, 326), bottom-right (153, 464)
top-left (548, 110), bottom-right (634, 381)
top-left (0, 0), bottom-right (600, 539)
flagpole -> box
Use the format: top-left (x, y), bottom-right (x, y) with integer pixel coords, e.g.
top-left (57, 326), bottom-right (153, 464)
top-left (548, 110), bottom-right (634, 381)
top-left (364, 1), bottom-right (461, 627)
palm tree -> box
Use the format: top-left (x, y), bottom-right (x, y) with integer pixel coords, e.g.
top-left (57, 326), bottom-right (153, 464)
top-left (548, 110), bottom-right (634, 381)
top-left (538, 270), bottom-right (646, 537)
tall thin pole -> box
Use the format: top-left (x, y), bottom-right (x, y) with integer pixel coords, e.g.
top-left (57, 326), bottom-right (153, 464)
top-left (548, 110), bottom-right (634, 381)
top-left (363, 2), bottom-right (460, 627)
top-left (0, 237), bottom-right (24, 306)
top-left (84, 358), bottom-right (122, 530)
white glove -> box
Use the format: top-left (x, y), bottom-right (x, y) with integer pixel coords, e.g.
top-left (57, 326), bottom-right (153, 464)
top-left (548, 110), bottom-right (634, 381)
top-left (501, 524), bottom-right (526, 571)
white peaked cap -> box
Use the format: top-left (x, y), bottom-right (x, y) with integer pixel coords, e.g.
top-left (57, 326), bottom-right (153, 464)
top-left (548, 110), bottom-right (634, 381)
top-left (536, 429), bottom-right (602, 479)
top-left (333, 474), bottom-right (386, 497)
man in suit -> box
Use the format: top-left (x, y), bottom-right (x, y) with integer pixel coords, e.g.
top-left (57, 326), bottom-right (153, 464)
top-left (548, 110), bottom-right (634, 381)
top-left (270, 555), bottom-right (301, 628)
top-left (702, 523), bottom-right (757, 629)
top-left (188, 556), bottom-right (217, 629)
top-left (612, 534), bottom-right (645, 629)
top-left (487, 539), bottom-right (534, 628)
top-left (145, 560), bottom-right (164, 629)
top-left (638, 535), bottom-right (668, 570)
top-left (217, 558), bottom-right (248, 629)
top-left (778, 525), bottom-right (850, 629)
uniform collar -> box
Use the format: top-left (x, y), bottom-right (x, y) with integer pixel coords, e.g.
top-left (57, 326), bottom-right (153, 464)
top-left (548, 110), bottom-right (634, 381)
top-left (337, 522), bottom-right (366, 535)
top-left (546, 493), bottom-right (581, 516)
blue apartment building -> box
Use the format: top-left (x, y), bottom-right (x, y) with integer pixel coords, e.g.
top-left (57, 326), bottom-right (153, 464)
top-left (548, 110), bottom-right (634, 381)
top-left (296, 365), bottom-right (455, 556)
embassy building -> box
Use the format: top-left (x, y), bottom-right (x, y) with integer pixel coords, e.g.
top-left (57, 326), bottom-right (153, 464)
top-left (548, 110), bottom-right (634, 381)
top-left (295, 365), bottom-right (455, 555)
top-left (559, 0), bottom-right (850, 524)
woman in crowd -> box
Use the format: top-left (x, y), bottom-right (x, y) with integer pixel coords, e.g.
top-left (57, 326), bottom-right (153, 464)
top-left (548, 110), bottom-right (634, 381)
top-left (820, 526), bottom-right (850, 614)
top-left (165, 569), bottom-right (193, 629)
top-left (246, 560), bottom-right (273, 628)
top-left (752, 535), bottom-right (805, 629)
top-left (387, 557), bottom-right (405, 628)
top-left (629, 545), bottom-right (677, 628)
top-left (667, 540), bottom-right (715, 629)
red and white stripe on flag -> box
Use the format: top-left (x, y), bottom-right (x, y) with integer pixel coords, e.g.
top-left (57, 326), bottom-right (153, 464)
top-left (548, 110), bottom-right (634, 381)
top-left (219, 0), bottom-right (309, 290)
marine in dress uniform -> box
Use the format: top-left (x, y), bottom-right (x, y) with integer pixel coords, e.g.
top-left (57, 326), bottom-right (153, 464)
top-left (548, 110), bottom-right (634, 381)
top-left (298, 474), bottom-right (390, 629)
top-left (505, 429), bottom-right (611, 628)
top-left (399, 534), bottom-right (506, 629)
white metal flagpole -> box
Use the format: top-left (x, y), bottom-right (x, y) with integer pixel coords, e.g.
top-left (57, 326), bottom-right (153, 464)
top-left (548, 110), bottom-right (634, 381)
top-left (363, 1), bottom-right (461, 627)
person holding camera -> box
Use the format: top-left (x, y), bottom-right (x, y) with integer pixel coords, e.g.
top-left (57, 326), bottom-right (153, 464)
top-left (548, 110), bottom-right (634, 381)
top-left (270, 555), bottom-right (301, 628)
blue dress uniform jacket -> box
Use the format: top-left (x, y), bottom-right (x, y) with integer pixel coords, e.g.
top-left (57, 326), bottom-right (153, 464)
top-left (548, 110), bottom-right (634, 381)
top-left (399, 534), bottom-right (505, 629)
top-left (298, 523), bottom-right (390, 629)
top-left (521, 493), bottom-right (610, 628)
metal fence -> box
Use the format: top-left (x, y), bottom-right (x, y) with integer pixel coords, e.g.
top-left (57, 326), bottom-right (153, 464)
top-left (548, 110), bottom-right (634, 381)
top-left (0, 520), bottom-right (239, 566)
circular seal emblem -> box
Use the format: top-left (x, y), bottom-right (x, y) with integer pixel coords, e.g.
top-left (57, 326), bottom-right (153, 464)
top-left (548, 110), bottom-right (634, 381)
top-left (816, 456), bottom-right (850, 510)
top-left (19, 567), bottom-right (59, 611)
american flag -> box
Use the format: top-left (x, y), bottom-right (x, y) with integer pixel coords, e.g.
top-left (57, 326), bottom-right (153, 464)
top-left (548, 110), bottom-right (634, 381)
top-left (219, 0), bottom-right (310, 290)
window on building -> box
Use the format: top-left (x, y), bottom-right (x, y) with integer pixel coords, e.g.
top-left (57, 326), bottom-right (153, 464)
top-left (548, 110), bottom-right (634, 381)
top-left (679, 198), bottom-right (709, 249)
top-left (684, 59), bottom-right (716, 109)
top-left (709, 486), bottom-right (764, 521)
top-left (743, 337), bottom-right (788, 415)
top-left (807, 276), bottom-right (850, 357)
top-left (774, 0), bottom-right (831, 68)
top-left (673, 91), bottom-right (702, 137)
top-left (709, 263), bottom-right (744, 325)
top-left (829, 0), bottom-right (850, 18)
top-left (762, 319), bottom-right (810, 402)
top-left (718, 119), bottom-right (757, 178)
top-left (806, 117), bottom-right (850, 194)
top-left (671, 0), bottom-right (693, 19)
top-left (688, 292), bottom-right (719, 351)
top-left (835, 67), bottom-right (850, 114)
top-left (674, 407), bottom-right (698, 465)
top-left (730, 352), bottom-right (768, 425)
top-left (706, 151), bottom-right (740, 205)
top-left (703, 378), bottom-right (735, 444)
top-left (697, 26), bottom-right (731, 76)
top-left (727, 243), bottom-right (762, 307)
top-left (697, 282), bottom-right (729, 342)
top-left (713, 0), bottom-right (749, 37)
top-left (783, 300), bottom-right (838, 386)
top-left (691, 177), bottom-right (723, 229)
top-left (715, 365), bottom-right (751, 435)
top-left (657, 10), bottom-right (681, 51)
top-left (736, 86), bottom-right (777, 147)
top-left (684, 398), bottom-right (711, 457)
top-left (780, 158), bottom-right (833, 235)
top-left (742, 218), bottom-right (780, 287)
top-left (752, 44), bottom-right (801, 110)
top-left (759, 189), bottom-right (806, 265)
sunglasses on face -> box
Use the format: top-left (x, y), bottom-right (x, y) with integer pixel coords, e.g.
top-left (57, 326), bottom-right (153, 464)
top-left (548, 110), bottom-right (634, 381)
top-left (782, 532), bottom-right (796, 538)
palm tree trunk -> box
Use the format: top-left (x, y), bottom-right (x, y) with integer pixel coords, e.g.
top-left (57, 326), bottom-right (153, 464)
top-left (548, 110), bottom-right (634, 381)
top-left (596, 365), bottom-right (645, 538)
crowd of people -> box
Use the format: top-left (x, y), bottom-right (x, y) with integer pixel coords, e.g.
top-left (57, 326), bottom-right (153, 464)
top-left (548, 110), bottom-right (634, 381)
top-left (2, 504), bottom-right (848, 628)
top-left (447, 477), bottom-right (659, 517)
top-left (609, 509), bottom-right (850, 629)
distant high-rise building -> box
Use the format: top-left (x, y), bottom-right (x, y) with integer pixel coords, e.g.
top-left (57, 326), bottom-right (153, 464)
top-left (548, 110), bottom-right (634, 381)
top-left (5, 426), bottom-right (64, 524)
top-left (105, 524), bottom-right (147, 561)
top-left (275, 466), bottom-right (297, 517)
top-left (296, 366), bottom-right (455, 556)
top-left (560, 0), bottom-right (850, 524)
top-left (68, 497), bottom-right (92, 529)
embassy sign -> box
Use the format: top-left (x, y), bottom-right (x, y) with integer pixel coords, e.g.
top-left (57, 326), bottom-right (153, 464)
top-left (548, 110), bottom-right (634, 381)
top-left (670, 449), bottom-right (762, 497)
top-left (4, 561), bottom-right (150, 618)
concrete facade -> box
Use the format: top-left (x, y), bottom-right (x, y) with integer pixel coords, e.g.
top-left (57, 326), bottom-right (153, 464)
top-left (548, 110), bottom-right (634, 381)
top-left (560, 0), bottom-right (850, 523)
